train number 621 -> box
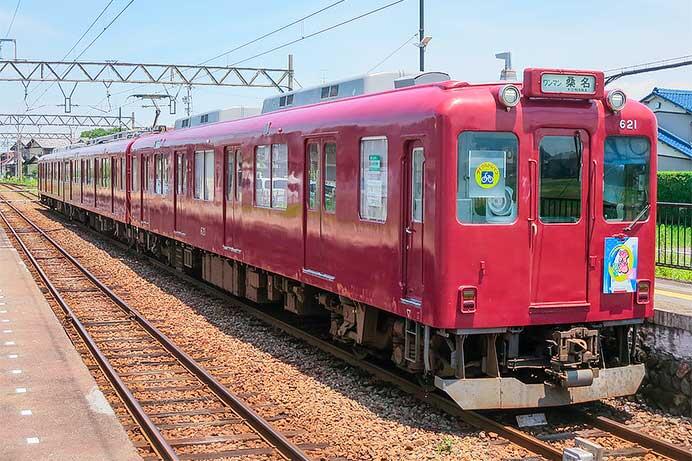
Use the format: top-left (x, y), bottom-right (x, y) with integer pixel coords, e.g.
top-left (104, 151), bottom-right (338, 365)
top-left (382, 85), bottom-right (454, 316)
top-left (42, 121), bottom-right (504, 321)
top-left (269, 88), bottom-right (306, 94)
top-left (619, 119), bottom-right (638, 130)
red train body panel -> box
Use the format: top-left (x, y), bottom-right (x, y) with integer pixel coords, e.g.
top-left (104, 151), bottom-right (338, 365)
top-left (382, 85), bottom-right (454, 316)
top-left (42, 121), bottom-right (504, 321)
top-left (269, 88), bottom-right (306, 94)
top-left (38, 69), bottom-right (657, 409)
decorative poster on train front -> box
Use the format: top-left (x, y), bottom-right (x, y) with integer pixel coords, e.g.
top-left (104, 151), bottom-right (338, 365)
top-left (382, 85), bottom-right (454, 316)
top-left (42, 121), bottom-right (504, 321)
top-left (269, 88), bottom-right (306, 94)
top-left (603, 237), bottom-right (638, 293)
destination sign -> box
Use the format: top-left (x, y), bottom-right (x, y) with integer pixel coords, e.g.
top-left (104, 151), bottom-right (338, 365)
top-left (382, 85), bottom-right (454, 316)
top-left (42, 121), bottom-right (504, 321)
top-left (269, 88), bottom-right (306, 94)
top-left (541, 73), bottom-right (596, 94)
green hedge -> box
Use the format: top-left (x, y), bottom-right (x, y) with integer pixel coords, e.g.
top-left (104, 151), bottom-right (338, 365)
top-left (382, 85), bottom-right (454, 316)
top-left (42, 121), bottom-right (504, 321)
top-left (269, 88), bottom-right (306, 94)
top-left (658, 171), bottom-right (692, 203)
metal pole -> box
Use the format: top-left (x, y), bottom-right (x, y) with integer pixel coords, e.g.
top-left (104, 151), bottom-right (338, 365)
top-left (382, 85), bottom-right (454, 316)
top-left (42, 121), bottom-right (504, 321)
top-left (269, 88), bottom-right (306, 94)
top-left (419, 0), bottom-right (425, 72)
top-left (288, 54), bottom-right (294, 92)
top-left (16, 125), bottom-right (22, 180)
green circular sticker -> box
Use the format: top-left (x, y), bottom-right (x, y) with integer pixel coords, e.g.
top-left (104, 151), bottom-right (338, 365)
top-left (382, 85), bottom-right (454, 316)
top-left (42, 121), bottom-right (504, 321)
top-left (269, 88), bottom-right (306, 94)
top-left (475, 161), bottom-right (500, 189)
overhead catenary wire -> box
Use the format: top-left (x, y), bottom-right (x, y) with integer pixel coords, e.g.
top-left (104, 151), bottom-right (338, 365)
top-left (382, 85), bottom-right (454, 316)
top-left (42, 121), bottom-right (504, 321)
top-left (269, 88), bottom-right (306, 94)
top-left (230, 0), bottom-right (406, 66)
top-left (4, 0), bottom-right (21, 38)
top-left (26, 0), bottom-right (136, 111)
top-left (367, 32), bottom-right (418, 74)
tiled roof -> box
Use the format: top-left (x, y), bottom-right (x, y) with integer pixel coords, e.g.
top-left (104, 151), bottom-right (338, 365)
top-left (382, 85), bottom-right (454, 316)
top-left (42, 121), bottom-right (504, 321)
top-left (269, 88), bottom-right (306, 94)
top-left (658, 127), bottom-right (692, 158)
top-left (650, 87), bottom-right (692, 113)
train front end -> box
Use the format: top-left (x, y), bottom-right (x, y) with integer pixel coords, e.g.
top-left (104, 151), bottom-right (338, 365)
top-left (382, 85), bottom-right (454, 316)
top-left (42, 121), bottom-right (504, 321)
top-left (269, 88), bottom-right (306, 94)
top-left (432, 69), bottom-right (656, 409)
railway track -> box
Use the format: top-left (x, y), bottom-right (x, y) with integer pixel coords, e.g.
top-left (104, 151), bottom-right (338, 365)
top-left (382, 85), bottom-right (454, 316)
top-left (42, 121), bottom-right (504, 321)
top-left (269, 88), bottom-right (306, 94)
top-left (0, 196), bottom-right (317, 461)
top-left (0, 182), bottom-right (40, 202)
top-left (2, 186), bottom-right (691, 460)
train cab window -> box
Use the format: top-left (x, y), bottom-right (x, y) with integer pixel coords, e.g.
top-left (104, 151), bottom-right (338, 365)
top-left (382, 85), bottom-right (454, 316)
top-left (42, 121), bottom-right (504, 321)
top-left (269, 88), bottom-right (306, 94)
top-left (176, 152), bottom-right (187, 195)
top-left (271, 144), bottom-right (288, 210)
top-left (603, 136), bottom-right (650, 222)
top-left (254, 145), bottom-right (271, 207)
top-left (324, 142), bottom-right (337, 213)
top-left (359, 137), bottom-right (388, 222)
top-left (154, 153), bottom-right (169, 195)
top-left (194, 150), bottom-right (214, 201)
top-left (457, 132), bottom-right (518, 224)
top-left (539, 136), bottom-right (581, 223)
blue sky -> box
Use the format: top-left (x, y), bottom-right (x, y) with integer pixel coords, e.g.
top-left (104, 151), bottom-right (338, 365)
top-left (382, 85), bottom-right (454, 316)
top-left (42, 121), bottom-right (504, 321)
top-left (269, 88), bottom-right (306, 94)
top-left (0, 0), bottom-right (690, 133)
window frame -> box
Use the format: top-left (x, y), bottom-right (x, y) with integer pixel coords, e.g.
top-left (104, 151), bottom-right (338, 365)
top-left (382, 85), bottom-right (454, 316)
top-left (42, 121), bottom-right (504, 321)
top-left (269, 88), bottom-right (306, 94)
top-left (358, 136), bottom-right (388, 223)
top-left (193, 149), bottom-right (215, 201)
top-left (456, 130), bottom-right (520, 226)
top-left (323, 141), bottom-right (337, 214)
top-left (538, 135), bottom-right (583, 225)
top-left (602, 135), bottom-right (651, 223)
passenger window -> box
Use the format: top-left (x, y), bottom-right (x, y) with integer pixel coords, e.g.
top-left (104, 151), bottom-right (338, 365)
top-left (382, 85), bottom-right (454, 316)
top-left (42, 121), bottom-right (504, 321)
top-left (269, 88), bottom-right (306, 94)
top-left (307, 143), bottom-right (319, 210)
top-left (457, 132), bottom-right (518, 224)
top-left (271, 144), bottom-right (288, 209)
top-left (603, 136), bottom-right (650, 222)
top-left (120, 158), bottom-right (125, 191)
top-left (324, 143), bottom-right (336, 213)
top-left (176, 152), bottom-right (187, 195)
top-left (194, 150), bottom-right (214, 201)
top-left (254, 146), bottom-right (270, 207)
top-left (132, 157), bottom-right (139, 190)
top-left (359, 137), bottom-right (388, 222)
top-left (225, 148), bottom-right (235, 201)
top-left (143, 156), bottom-right (150, 192)
top-left (235, 150), bottom-right (242, 202)
top-left (539, 136), bottom-right (581, 223)
top-left (412, 147), bottom-right (424, 222)
top-left (154, 153), bottom-right (169, 195)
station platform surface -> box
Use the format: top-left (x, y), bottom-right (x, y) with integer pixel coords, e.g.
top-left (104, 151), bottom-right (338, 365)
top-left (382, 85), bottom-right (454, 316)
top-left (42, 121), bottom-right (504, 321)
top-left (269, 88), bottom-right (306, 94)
top-left (0, 227), bottom-right (140, 460)
top-left (654, 278), bottom-right (692, 332)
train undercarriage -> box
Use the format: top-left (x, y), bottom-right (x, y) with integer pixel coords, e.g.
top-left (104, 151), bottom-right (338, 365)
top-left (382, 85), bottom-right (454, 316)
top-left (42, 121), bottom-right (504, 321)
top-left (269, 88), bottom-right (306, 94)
top-left (45, 197), bottom-right (646, 410)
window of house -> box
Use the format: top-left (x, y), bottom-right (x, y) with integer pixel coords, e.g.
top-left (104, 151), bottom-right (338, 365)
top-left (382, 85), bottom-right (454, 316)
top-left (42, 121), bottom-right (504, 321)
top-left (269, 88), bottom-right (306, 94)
top-left (194, 150), bottom-right (214, 200)
top-left (154, 153), bottom-right (169, 195)
top-left (359, 137), bottom-right (388, 222)
top-left (603, 136), bottom-right (650, 222)
top-left (254, 145), bottom-right (270, 207)
top-left (324, 142), bottom-right (336, 213)
top-left (457, 131), bottom-right (519, 224)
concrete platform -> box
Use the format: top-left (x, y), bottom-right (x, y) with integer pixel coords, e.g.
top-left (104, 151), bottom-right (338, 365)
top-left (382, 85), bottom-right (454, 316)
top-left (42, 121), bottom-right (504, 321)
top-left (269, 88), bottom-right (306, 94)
top-left (654, 278), bottom-right (692, 332)
top-left (0, 227), bottom-right (140, 460)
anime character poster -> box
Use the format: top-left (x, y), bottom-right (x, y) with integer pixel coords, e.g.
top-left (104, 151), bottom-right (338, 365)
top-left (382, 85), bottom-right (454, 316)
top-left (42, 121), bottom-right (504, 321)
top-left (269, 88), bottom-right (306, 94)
top-left (603, 237), bottom-right (638, 293)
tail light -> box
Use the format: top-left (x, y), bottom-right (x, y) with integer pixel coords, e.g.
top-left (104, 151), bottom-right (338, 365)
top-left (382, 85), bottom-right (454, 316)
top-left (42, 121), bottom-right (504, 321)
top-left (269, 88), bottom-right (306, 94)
top-left (458, 286), bottom-right (477, 313)
top-left (636, 280), bottom-right (651, 304)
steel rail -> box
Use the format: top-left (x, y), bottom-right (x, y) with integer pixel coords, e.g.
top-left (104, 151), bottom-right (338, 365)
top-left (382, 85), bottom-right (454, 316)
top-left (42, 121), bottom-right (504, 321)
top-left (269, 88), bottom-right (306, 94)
top-left (0, 201), bottom-right (179, 461)
top-left (575, 411), bottom-right (692, 460)
top-left (0, 198), bottom-right (312, 461)
top-left (123, 240), bottom-right (563, 461)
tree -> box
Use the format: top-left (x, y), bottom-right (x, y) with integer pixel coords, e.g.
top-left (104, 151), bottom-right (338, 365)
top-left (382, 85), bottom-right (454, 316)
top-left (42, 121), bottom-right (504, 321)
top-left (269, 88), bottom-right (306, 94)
top-left (79, 127), bottom-right (123, 139)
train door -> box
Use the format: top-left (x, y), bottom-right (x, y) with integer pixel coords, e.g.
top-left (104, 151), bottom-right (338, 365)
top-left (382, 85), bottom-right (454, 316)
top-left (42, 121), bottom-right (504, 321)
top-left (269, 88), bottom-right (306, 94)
top-left (403, 142), bottom-right (425, 301)
top-left (130, 152), bottom-right (141, 223)
top-left (142, 152), bottom-right (151, 225)
top-left (110, 156), bottom-right (115, 213)
top-left (530, 129), bottom-right (590, 307)
top-left (303, 138), bottom-right (336, 279)
top-left (223, 146), bottom-right (241, 252)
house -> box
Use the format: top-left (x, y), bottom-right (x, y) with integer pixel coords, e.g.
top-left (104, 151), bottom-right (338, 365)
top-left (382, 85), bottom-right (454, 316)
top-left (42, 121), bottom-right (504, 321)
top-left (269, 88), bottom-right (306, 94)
top-left (640, 88), bottom-right (692, 171)
top-left (1, 137), bottom-right (71, 177)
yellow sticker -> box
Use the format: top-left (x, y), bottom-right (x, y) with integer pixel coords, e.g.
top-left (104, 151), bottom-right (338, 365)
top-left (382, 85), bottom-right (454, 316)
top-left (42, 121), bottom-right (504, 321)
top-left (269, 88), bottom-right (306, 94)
top-left (475, 161), bottom-right (500, 189)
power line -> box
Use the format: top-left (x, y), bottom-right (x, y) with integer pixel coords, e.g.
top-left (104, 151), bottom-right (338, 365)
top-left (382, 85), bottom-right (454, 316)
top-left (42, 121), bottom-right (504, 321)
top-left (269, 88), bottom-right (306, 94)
top-left (4, 0), bottom-right (21, 38)
top-left (27, 0), bottom-right (136, 111)
top-left (231, 0), bottom-right (406, 66)
top-left (63, 0), bottom-right (116, 60)
top-left (367, 32), bottom-right (417, 73)
top-left (73, 0), bottom-right (136, 61)
top-left (201, 0), bottom-right (346, 65)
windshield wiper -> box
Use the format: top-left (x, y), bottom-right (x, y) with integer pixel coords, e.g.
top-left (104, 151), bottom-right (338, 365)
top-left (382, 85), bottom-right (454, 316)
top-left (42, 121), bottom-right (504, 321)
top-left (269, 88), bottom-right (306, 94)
top-left (624, 203), bottom-right (651, 232)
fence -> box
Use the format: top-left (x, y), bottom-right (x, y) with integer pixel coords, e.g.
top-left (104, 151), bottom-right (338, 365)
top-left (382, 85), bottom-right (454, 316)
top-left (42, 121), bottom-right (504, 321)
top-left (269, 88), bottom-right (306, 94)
top-left (656, 202), bottom-right (692, 270)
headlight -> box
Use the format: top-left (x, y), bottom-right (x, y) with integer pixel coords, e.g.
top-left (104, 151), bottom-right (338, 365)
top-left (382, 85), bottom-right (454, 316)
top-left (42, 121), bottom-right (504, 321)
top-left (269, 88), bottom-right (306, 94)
top-left (607, 89), bottom-right (626, 112)
top-left (499, 84), bottom-right (521, 108)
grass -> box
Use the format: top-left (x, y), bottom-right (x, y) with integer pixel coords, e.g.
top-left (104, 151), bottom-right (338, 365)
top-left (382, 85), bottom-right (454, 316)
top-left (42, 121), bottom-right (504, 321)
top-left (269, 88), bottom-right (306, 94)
top-left (434, 436), bottom-right (455, 455)
top-left (0, 176), bottom-right (37, 188)
top-left (656, 266), bottom-right (692, 283)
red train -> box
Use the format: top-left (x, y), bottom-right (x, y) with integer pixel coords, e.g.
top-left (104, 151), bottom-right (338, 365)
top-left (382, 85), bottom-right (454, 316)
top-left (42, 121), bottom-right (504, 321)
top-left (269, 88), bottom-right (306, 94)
top-left (38, 68), bottom-right (657, 409)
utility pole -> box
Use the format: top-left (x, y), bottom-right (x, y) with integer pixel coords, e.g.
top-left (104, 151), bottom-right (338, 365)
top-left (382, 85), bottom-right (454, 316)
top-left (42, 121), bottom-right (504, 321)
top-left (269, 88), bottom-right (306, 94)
top-left (419, 0), bottom-right (425, 72)
top-left (15, 124), bottom-right (22, 180)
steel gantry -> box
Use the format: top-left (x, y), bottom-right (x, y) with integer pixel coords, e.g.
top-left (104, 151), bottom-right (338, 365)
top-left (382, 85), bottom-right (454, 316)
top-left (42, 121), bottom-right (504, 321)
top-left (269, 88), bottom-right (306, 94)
top-left (0, 132), bottom-right (73, 141)
top-left (0, 113), bottom-right (135, 129)
top-left (0, 59), bottom-right (294, 90)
